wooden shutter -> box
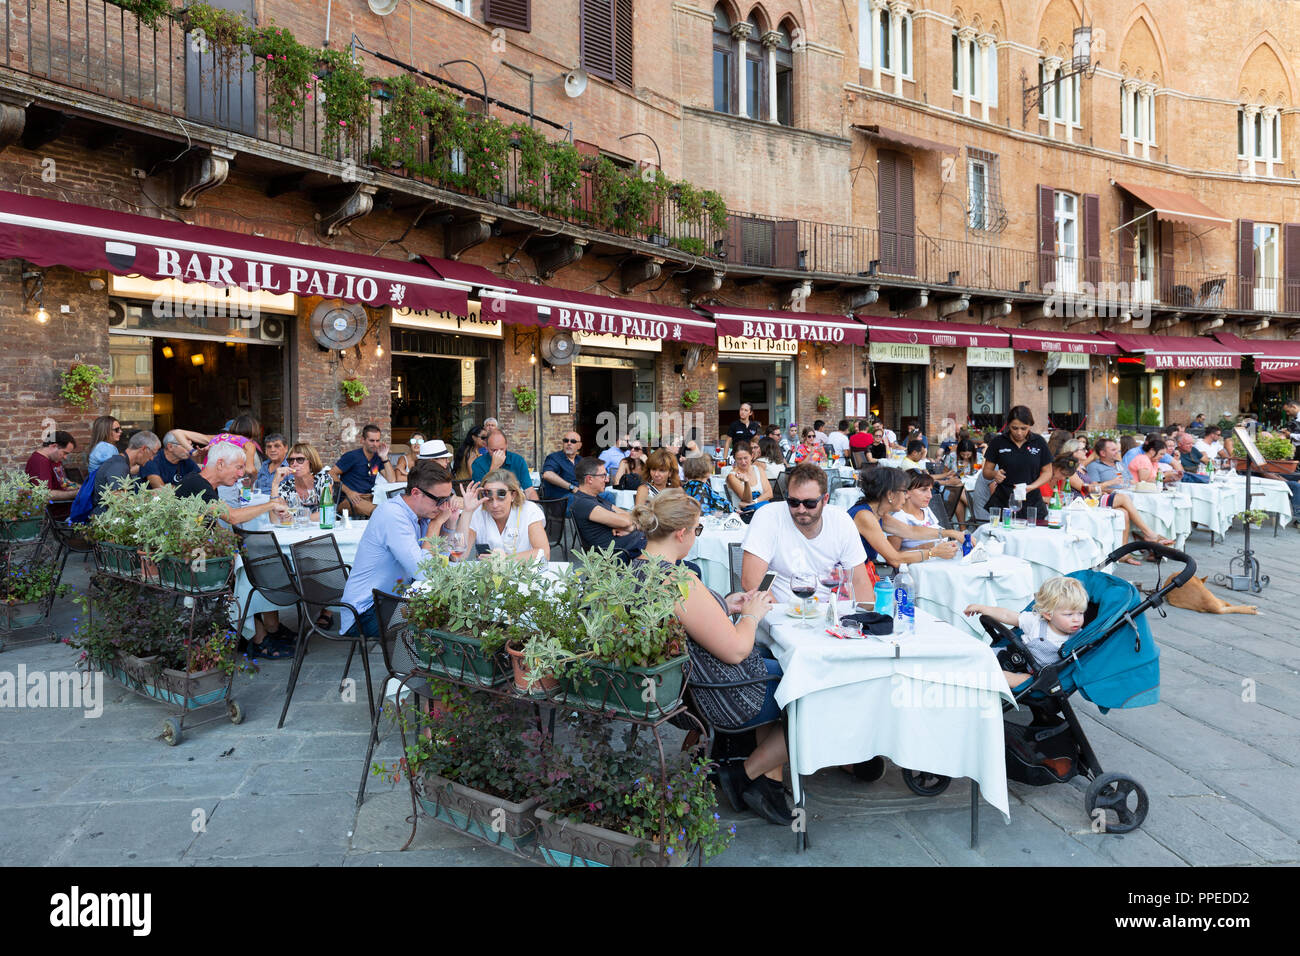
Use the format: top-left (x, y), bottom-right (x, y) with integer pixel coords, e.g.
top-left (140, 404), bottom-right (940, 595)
top-left (1037, 185), bottom-right (1056, 288)
top-left (484, 0), bottom-right (530, 31)
top-left (1158, 220), bottom-right (1174, 304)
top-left (723, 213), bottom-right (744, 264)
top-left (1285, 223), bottom-right (1300, 313)
top-left (896, 152), bottom-right (915, 276)
top-left (878, 150), bottom-right (898, 273)
top-left (580, 0), bottom-right (616, 83)
top-left (775, 220), bottom-right (799, 269)
top-left (1238, 219), bottom-right (1254, 310)
top-left (614, 0), bottom-right (634, 88)
top-left (1083, 193), bottom-right (1100, 286)
top-left (1118, 196), bottom-right (1134, 286)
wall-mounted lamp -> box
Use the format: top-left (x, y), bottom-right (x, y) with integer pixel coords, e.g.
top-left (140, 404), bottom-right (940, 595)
top-left (190, 353), bottom-right (205, 367)
top-left (161, 345), bottom-right (175, 359)
top-left (375, 341), bottom-right (384, 357)
top-left (1111, 374), bottom-right (1120, 384)
top-left (934, 363), bottom-right (955, 379)
top-left (1015, 361), bottom-right (1026, 380)
top-left (21, 264), bottom-right (46, 324)
top-left (1213, 377), bottom-right (1223, 388)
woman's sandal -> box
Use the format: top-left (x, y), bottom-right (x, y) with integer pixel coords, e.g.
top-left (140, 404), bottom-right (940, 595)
top-left (315, 610), bottom-right (334, 630)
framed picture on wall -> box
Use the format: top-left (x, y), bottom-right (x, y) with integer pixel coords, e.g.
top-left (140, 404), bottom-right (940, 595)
top-left (739, 380), bottom-right (766, 404)
top-left (237, 378), bottom-right (250, 405)
top-left (549, 394), bottom-right (570, 414)
top-left (633, 381), bottom-right (654, 403)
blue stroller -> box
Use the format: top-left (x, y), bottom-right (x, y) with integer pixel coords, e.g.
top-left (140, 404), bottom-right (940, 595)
top-left (976, 541), bottom-right (1194, 833)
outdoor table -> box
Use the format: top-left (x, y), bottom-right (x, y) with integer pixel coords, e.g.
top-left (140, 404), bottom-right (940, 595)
top-left (909, 554), bottom-right (1035, 639)
top-left (758, 605), bottom-right (1013, 828)
top-left (231, 522), bottom-right (368, 637)
top-left (371, 478), bottom-right (406, 503)
top-left (972, 523), bottom-right (1103, 591)
top-left (1060, 504), bottom-right (1126, 557)
top-left (830, 487), bottom-right (860, 509)
top-left (1214, 474), bottom-right (1292, 529)
top-left (1178, 481), bottom-right (1239, 540)
top-left (611, 489), bottom-right (636, 509)
top-left (1126, 488), bottom-right (1192, 548)
top-left (685, 518), bottom-right (747, 594)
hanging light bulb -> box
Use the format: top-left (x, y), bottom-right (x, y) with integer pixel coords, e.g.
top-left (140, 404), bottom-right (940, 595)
top-left (1177, 378), bottom-right (1186, 388)
top-left (820, 366), bottom-right (827, 377)
top-left (1111, 374), bottom-right (1119, 384)
top-left (529, 353), bottom-right (536, 365)
top-left (710, 362), bottom-right (717, 372)
top-left (34, 306), bottom-right (49, 324)
top-left (1214, 378), bottom-right (1223, 388)
top-left (161, 345), bottom-right (175, 359)
top-left (375, 342), bottom-right (384, 357)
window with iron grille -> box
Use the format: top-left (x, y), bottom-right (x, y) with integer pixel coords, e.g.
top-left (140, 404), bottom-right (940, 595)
top-left (966, 148), bottom-right (1006, 233)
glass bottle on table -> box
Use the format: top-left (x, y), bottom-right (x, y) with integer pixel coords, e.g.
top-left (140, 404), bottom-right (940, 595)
top-left (319, 481), bottom-right (335, 530)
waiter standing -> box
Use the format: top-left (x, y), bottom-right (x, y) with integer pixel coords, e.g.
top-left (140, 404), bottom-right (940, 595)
top-left (724, 402), bottom-right (762, 456)
top-left (982, 405), bottom-right (1052, 518)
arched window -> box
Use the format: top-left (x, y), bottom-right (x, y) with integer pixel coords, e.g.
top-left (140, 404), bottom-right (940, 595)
top-left (713, 6), bottom-right (735, 113)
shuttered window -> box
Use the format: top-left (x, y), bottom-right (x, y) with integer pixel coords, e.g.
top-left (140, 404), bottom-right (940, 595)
top-left (580, 0), bottom-right (633, 87)
top-left (1083, 193), bottom-right (1100, 286)
top-left (484, 0), bottom-right (530, 31)
top-left (1037, 185), bottom-right (1055, 288)
top-left (877, 149), bottom-right (915, 276)
top-left (1285, 223), bottom-right (1300, 313)
top-left (1238, 219), bottom-right (1254, 310)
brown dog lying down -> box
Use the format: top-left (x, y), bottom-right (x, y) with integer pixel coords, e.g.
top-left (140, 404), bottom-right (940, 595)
top-left (1163, 575), bottom-right (1259, 614)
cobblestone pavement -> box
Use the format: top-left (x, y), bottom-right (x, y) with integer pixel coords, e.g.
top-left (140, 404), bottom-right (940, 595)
top-left (1, 523), bottom-right (1297, 866)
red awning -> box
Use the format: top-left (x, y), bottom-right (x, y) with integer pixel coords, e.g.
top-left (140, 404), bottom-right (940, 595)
top-left (859, 315), bottom-right (1009, 348)
top-left (419, 255), bottom-right (516, 293)
top-left (1004, 328), bottom-right (1120, 355)
top-left (0, 189), bottom-right (466, 313)
top-left (702, 306), bottom-right (865, 345)
top-left (1104, 332), bottom-right (1242, 370)
top-left (481, 282), bottom-right (716, 344)
top-left (1115, 182), bottom-right (1230, 229)
top-left (1214, 332), bottom-right (1300, 382)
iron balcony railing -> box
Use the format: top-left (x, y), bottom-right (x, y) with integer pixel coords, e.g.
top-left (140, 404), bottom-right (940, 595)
top-left (3, 0), bottom-right (1292, 315)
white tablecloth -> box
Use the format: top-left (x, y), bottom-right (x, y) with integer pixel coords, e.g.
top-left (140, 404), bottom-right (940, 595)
top-left (1180, 482), bottom-right (1239, 538)
top-left (371, 478), bottom-right (406, 503)
top-left (232, 523), bottom-right (368, 637)
top-left (685, 521), bottom-right (748, 594)
top-left (1217, 475), bottom-right (1292, 527)
top-left (759, 606), bottom-right (1013, 817)
top-left (830, 487), bottom-right (861, 509)
top-left (972, 524), bottom-right (1103, 591)
top-left (1060, 505), bottom-right (1126, 558)
top-left (1127, 490), bottom-right (1193, 547)
top-left (909, 555), bottom-right (1035, 639)
top-left (610, 489), bottom-right (637, 510)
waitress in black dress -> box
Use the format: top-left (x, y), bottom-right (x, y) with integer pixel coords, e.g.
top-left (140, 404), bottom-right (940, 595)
top-left (982, 405), bottom-right (1053, 518)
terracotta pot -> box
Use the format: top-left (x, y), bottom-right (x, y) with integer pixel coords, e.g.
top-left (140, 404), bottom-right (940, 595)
top-left (1232, 457), bottom-right (1298, 476)
top-left (505, 640), bottom-right (560, 696)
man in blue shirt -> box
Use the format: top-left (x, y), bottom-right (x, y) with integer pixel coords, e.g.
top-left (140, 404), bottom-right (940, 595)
top-left (330, 424), bottom-right (395, 516)
top-left (253, 433), bottom-right (289, 494)
top-left (471, 429), bottom-right (538, 500)
top-left (598, 434), bottom-right (628, 479)
top-left (541, 430), bottom-right (583, 500)
top-left (340, 460), bottom-right (462, 637)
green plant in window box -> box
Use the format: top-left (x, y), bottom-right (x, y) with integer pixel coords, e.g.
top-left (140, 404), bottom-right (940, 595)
top-left (670, 236), bottom-right (709, 257)
top-left (680, 388), bottom-right (701, 409)
top-left (341, 378), bottom-right (370, 404)
top-left (247, 20), bottom-right (315, 133)
top-left (107, 0), bottom-right (174, 29)
top-left (316, 47), bottom-right (370, 155)
top-left (60, 363), bottom-right (112, 410)
top-left (1253, 433), bottom-right (1295, 461)
top-left (513, 384), bottom-right (537, 414)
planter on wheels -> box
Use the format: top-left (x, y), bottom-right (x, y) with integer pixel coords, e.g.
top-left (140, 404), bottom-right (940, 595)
top-left (534, 808), bottom-right (690, 867)
top-left (417, 628), bottom-right (506, 687)
top-left (157, 556), bottom-right (234, 594)
top-left (1, 601), bottom-right (44, 630)
top-left (95, 543), bottom-right (139, 578)
top-left (417, 773), bottom-right (542, 852)
top-left (0, 518), bottom-right (42, 544)
top-left (559, 656), bottom-right (687, 720)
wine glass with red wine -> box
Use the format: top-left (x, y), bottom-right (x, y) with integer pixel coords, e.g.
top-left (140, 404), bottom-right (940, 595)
top-left (790, 572), bottom-right (816, 628)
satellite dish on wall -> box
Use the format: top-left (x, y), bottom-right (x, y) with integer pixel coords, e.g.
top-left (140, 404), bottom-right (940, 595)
top-left (367, 0), bottom-right (401, 15)
top-left (563, 69), bottom-right (589, 98)
top-left (310, 301), bottom-right (368, 350)
top-left (540, 330), bottom-right (579, 365)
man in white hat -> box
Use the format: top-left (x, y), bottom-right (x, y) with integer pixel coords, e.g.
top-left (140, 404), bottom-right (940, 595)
top-left (417, 439), bottom-right (453, 464)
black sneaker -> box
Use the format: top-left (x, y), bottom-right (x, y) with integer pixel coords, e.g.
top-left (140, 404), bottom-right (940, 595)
top-left (713, 761), bottom-right (748, 814)
top-left (851, 756), bottom-right (886, 782)
top-left (742, 775), bottom-right (795, 826)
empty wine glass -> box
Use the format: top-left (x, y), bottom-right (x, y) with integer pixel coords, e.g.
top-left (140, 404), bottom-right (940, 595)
top-left (501, 529), bottom-right (519, 555)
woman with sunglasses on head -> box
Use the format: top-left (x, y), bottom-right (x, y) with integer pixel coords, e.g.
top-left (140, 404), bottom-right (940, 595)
top-left (462, 468), bottom-right (549, 561)
top-left (392, 433), bottom-right (425, 482)
top-left (453, 425), bottom-right (488, 481)
top-left (849, 467), bottom-right (959, 570)
top-left (633, 448), bottom-right (681, 507)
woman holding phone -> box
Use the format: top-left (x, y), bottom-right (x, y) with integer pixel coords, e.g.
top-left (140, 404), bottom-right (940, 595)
top-left (459, 469), bottom-right (549, 561)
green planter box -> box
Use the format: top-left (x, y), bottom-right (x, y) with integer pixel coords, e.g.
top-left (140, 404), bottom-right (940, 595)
top-left (534, 809), bottom-right (689, 868)
top-left (417, 628), bottom-right (506, 688)
top-left (1, 601), bottom-right (43, 629)
top-left (417, 773), bottom-right (542, 853)
top-left (103, 654), bottom-right (227, 709)
top-left (0, 517), bottom-right (42, 543)
top-left (560, 655), bottom-right (687, 720)
top-left (156, 556), bottom-right (234, 594)
top-left (95, 543), bottom-right (139, 578)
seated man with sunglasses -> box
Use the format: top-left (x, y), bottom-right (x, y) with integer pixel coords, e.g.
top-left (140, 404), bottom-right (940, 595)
top-left (739, 462), bottom-right (871, 605)
top-left (541, 431), bottom-right (585, 501)
top-left (339, 460), bottom-right (467, 638)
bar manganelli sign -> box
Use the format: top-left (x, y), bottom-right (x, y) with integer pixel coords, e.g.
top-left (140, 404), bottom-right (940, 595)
top-left (966, 347), bottom-right (1013, 368)
top-left (391, 301), bottom-right (501, 338)
top-left (869, 341), bottom-right (930, 364)
top-left (717, 335), bottom-right (799, 357)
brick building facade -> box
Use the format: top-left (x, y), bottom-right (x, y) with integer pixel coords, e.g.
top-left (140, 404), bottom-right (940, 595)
top-left (1, 0), bottom-right (1298, 474)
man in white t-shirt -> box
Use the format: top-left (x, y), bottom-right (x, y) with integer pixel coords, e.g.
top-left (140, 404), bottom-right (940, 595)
top-left (825, 419), bottom-right (851, 456)
top-left (740, 462), bottom-right (870, 604)
top-left (1194, 425), bottom-right (1230, 461)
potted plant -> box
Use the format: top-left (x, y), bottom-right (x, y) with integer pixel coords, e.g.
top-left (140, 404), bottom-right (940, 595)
top-left (533, 713), bottom-right (730, 867)
top-left (513, 384), bottom-right (537, 414)
top-left (59, 363), bottom-right (112, 411)
top-left (316, 47), bottom-right (371, 155)
top-left (87, 477), bottom-right (150, 577)
top-left (0, 471), bottom-right (51, 543)
top-left (405, 562), bottom-right (509, 687)
top-left (1, 561), bottom-right (66, 630)
top-left (680, 388), bottom-right (700, 409)
top-left (1236, 508), bottom-right (1269, 529)
top-left (1138, 407), bottom-right (1162, 433)
top-left (1237, 432), bottom-right (1297, 475)
top-left (341, 378), bottom-right (370, 405)
top-left (136, 492), bottom-right (239, 593)
top-left (108, 0), bottom-right (174, 30)
top-left (157, 620), bottom-right (251, 707)
top-left (815, 394), bottom-right (832, 413)
top-left (247, 19), bottom-right (315, 133)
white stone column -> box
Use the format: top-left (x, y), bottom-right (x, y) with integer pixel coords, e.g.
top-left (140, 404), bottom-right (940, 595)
top-left (1062, 65), bottom-right (1074, 142)
top-left (732, 22), bottom-right (752, 117)
top-left (957, 26), bottom-right (975, 117)
top-left (761, 31), bottom-right (780, 123)
top-left (870, 0), bottom-right (887, 91)
top-left (977, 34), bottom-right (995, 122)
top-left (888, 0), bottom-right (909, 97)
top-left (1121, 79), bottom-right (1136, 155)
top-left (1044, 56), bottom-right (1061, 139)
top-left (1138, 84), bottom-right (1154, 159)
top-left (1244, 105), bottom-right (1259, 176)
top-left (1263, 106), bottom-right (1277, 176)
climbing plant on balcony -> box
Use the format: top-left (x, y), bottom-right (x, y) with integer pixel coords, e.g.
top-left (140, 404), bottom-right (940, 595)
top-left (317, 47), bottom-right (370, 155)
top-left (373, 74), bottom-right (442, 169)
top-left (108, 0), bottom-right (174, 29)
top-left (247, 22), bottom-right (315, 133)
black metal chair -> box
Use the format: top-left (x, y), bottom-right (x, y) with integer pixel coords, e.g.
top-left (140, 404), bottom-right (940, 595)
top-left (357, 589), bottom-right (428, 809)
top-left (234, 531), bottom-right (303, 643)
top-left (538, 497), bottom-right (569, 560)
top-left (278, 535), bottom-right (376, 729)
top-left (774, 471), bottom-right (790, 501)
top-left (43, 505), bottom-right (93, 618)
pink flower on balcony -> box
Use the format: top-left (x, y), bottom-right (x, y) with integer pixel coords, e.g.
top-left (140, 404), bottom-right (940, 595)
top-left (339, 120), bottom-right (347, 126)
top-left (306, 93), bottom-right (313, 100)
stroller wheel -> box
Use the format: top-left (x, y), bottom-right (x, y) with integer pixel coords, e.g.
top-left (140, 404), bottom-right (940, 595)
top-left (902, 769), bottom-right (951, 796)
top-left (1085, 772), bottom-right (1148, 833)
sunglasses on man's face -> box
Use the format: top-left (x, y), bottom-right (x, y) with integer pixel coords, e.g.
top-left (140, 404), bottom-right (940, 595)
top-left (786, 496), bottom-right (824, 511)
top-left (420, 488), bottom-right (453, 506)
top-left (563, 438), bottom-right (581, 444)
top-left (479, 488), bottom-right (510, 500)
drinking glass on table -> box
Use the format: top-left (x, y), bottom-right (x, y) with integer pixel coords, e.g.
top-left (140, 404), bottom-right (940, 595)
top-left (790, 572), bottom-right (816, 629)
top-left (446, 532), bottom-right (466, 562)
top-left (1026, 506), bottom-right (1037, 526)
top-left (500, 529), bottom-right (519, 555)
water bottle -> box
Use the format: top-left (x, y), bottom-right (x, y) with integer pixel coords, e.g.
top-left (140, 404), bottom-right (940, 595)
top-left (961, 532), bottom-right (973, 556)
top-left (873, 580), bottom-right (894, 616)
top-left (319, 481), bottom-right (336, 530)
top-left (894, 565), bottom-right (915, 635)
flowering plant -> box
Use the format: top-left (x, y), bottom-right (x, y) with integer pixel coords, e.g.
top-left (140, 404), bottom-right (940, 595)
top-left (1, 562), bottom-right (67, 605)
top-left (0, 471), bottom-right (51, 521)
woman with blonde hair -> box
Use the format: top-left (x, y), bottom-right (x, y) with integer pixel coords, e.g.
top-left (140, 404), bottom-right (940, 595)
top-left (460, 467), bottom-right (549, 560)
top-left (277, 441), bottom-right (334, 516)
top-left (633, 448), bottom-right (681, 507)
top-left (630, 490), bottom-right (791, 825)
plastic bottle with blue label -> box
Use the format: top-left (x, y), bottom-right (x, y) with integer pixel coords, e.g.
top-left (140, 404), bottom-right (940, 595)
top-left (893, 565), bottom-right (915, 635)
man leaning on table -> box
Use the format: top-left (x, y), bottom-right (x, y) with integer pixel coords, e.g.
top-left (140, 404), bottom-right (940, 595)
top-left (740, 462), bottom-right (872, 604)
top-left (330, 424), bottom-right (396, 519)
top-left (339, 460), bottom-right (468, 638)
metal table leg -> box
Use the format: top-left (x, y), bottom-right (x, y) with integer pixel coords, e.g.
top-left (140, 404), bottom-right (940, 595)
top-left (786, 697), bottom-right (807, 852)
top-left (970, 781), bottom-right (980, 849)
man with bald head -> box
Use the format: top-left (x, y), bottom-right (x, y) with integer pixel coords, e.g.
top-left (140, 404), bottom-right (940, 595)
top-left (141, 430), bottom-right (201, 489)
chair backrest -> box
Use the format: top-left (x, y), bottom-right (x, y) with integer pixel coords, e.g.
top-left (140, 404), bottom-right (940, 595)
top-left (538, 497), bottom-right (568, 550)
top-left (46, 504), bottom-right (92, 553)
top-left (238, 530), bottom-right (301, 607)
top-left (567, 513), bottom-right (593, 553)
top-left (288, 535), bottom-right (349, 616)
top-left (849, 449), bottom-right (868, 469)
top-left (940, 483), bottom-right (964, 525)
top-left (371, 589), bottom-right (418, 682)
top-left (775, 471), bottom-right (790, 500)
top-left (727, 542), bottom-right (745, 593)
top-left (927, 494), bottom-right (954, 531)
